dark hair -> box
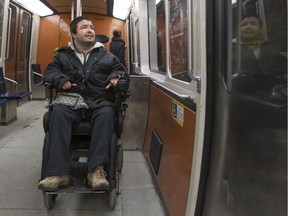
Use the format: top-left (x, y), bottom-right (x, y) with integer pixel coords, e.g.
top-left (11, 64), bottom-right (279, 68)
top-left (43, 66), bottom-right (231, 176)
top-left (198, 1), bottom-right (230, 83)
top-left (113, 29), bottom-right (121, 37)
top-left (241, 14), bottom-right (262, 28)
top-left (70, 16), bottom-right (91, 34)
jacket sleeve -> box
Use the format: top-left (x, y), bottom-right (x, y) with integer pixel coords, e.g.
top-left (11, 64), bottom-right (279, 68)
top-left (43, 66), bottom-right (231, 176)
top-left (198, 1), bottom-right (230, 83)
top-left (43, 52), bottom-right (71, 90)
top-left (106, 55), bottom-right (129, 83)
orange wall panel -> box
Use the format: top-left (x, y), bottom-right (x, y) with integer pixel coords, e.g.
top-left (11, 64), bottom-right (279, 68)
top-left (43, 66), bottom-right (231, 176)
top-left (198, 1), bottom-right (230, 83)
top-left (144, 85), bottom-right (196, 216)
top-left (37, 15), bottom-right (61, 71)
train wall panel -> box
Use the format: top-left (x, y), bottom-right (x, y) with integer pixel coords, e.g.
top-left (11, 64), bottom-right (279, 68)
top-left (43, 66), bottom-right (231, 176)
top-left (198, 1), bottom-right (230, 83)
top-left (144, 84), bottom-right (196, 216)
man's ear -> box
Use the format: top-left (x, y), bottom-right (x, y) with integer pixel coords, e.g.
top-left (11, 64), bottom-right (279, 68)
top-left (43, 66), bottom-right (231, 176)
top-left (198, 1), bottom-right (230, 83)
top-left (72, 33), bottom-right (77, 40)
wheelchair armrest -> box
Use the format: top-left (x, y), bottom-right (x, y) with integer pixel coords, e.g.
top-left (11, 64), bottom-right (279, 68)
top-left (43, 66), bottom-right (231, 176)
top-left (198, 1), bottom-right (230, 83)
top-left (116, 79), bottom-right (129, 92)
top-left (44, 82), bottom-right (56, 109)
top-left (115, 79), bottom-right (130, 104)
top-left (44, 82), bottom-right (54, 89)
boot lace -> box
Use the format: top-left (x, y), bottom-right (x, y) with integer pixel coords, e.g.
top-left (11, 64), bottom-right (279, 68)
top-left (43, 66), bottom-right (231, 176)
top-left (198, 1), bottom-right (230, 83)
top-left (95, 167), bottom-right (107, 179)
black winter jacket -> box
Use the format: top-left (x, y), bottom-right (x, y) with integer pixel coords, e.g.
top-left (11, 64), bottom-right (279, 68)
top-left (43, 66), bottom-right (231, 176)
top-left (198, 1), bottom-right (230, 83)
top-left (109, 37), bottom-right (126, 67)
top-left (43, 44), bottom-right (129, 109)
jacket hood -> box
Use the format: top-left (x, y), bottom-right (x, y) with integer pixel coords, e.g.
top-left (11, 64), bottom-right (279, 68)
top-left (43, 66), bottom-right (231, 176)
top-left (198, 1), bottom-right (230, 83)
top-left (69, 41), bottom-right (104, 51)
top-left (56, 41), bottom-right (104, 53)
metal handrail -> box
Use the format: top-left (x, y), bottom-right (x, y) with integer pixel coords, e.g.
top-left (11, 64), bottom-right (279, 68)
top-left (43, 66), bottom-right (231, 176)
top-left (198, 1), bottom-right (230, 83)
top-left (153, 81), bottom-right (194, 101)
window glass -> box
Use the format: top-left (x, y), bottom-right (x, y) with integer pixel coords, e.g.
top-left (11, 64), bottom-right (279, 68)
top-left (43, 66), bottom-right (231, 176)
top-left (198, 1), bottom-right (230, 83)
top-left (21, 11), bottom-right (31, 60)
top-left (229, 0), bottom-right (287, 105)
top-left (148, 0), bottom-right (166, 73)
top-left (128, 3), bottom-right (140, 72)
top-left (156, 0), bottom-right (166, 72)
top-left (0, 1), bottom-right (4, 59)
top-left (169, 0), bottom-right (191, 82)
top-left (135, 19), bottom-right (140, 68)
top-left (5, 4), bottom-right (17, 61)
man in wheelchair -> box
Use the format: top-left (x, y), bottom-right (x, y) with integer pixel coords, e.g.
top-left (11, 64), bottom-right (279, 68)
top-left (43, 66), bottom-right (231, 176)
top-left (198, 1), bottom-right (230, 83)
top-left (38, 16), bottom-right (129, 192)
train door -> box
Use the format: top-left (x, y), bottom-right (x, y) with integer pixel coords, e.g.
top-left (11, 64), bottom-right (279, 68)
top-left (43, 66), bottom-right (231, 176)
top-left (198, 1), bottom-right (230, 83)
top-left (5, 3), bottom-right (32, 103)
top-left (199, 0), bottom-right (287, 215)
top-left (140, 0), bottom-right (206, 215)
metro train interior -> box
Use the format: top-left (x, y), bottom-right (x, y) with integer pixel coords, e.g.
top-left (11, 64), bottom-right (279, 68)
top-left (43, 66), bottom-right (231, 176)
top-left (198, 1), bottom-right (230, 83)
top-left (0, 0), bottom-right (287, 216)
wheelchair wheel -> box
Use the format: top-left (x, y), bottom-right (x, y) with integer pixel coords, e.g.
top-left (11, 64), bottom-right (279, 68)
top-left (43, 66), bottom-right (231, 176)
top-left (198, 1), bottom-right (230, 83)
top-left (116, 172), bottom-right (120, 196)
top-left (117, 139), bottom-right (124, 173)
top-left (43, 193), bottom-right (57, 210)
top-left (108, 188), bottom-right (117, 209)
top-left (42, 111), bottom-right (50, 133)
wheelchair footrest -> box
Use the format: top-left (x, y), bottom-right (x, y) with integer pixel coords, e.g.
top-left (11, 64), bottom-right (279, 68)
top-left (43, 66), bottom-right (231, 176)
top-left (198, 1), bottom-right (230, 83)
top-left (42, 177), bottom-right (112, 194)
top-left (43, 187), bottom-right (107, 195)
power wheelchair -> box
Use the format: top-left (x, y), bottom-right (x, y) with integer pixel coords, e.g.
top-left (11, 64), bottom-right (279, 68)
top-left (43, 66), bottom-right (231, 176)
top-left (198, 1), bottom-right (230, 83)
top-left (39, 78), bottom-right (129, 210)
top-left (38, 34), bottom-right (129, 209)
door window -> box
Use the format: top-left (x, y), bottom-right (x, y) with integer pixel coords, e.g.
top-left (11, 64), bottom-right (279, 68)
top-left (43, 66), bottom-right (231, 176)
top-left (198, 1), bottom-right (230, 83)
top-left (227, 0), bottom-right (287, 105)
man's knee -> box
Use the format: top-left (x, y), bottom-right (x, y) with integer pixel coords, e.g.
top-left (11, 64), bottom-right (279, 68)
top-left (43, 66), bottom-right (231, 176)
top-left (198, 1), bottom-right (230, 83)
top-left (52, 104), bottom-right (70, 114)
top-left (50, 105), bottom-right (81, 127)
top-left (100, 106), bottom-right (115, 116)
top-left (92, 106), bottom-right (115, 123)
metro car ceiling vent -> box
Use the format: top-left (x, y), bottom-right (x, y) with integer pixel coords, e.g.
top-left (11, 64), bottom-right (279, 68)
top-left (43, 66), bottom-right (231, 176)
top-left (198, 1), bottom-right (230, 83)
top-left (149, 130), bottom-right (163, 175)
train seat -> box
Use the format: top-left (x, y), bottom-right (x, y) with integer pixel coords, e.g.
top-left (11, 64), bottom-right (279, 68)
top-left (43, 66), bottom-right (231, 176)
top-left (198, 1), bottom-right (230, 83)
top-left (0, 67), bottom-right (32, 124)
top-left (0, 67), bottom-right (32, 100)
top-left (0, 98), bottom-right (7, 106)
top-left (0, 98), bottom-right (7, 123)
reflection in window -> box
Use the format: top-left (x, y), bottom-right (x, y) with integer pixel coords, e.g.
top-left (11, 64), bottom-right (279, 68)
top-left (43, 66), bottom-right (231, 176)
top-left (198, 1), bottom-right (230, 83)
top-left (169, 0), bottom-right (191, 82)
top-left (229, 0), bottom-right (287, 105)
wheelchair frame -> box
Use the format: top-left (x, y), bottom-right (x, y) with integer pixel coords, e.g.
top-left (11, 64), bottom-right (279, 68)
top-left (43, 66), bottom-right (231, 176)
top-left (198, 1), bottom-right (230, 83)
top-left (40, 79), bottom-right (130, 210)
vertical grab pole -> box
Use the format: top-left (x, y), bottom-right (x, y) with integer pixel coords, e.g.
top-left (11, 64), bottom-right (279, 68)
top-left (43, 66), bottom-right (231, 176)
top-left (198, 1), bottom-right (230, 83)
top-left (71, 0), bottom-right (74, 21)
top-left (77, 0), bottom-right (82, 17)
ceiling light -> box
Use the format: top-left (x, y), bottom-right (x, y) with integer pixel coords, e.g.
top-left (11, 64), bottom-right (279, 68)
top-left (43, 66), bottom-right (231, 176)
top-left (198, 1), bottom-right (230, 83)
top-left (15, 0), bottom-right (53, 17)
top-left (113, 0), bottom-right (133, 20)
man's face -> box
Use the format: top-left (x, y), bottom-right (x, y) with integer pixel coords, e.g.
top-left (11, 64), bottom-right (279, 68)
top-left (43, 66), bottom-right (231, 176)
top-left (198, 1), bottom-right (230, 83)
top-left (241, 16), bottom-right (261, 42)
top-left (72, 19), bottom-right (95, 46)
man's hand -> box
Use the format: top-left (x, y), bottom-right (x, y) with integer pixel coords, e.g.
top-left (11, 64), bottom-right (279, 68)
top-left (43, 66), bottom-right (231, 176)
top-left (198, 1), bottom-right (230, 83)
top-left (62, 81), bottom-right (77, 90)
top-left (105, 76), bottom-right (120, 89)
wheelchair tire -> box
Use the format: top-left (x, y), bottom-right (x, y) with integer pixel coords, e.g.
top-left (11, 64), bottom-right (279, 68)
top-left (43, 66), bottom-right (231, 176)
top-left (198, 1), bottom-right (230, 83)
top-left (116, 172), bottom-right (120, 196)
top-left (43, 111), bottom-right (50, 133)
top-left (117, 139), bottom-right (124, 173)
top-left (108, 188), bottom-right (117, 209)
top-left (43, 193), bottom-right (57, 210)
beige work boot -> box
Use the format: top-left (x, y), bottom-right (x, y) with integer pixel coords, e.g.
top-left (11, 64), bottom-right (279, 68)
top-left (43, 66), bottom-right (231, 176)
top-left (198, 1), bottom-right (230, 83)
top-left (38, 175), bottom-right (69, 191)
top-left (87, 165), bottom-right (109, 190)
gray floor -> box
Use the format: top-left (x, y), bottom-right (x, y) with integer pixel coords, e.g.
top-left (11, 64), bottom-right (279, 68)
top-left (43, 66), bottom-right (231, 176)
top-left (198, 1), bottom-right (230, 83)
top-left (0, 101), bottom-right (166, 216)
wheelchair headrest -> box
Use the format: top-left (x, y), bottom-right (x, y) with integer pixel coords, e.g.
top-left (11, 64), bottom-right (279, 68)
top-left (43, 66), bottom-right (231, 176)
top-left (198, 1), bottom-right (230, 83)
top-left (95, 34), bottom-right (109, 43)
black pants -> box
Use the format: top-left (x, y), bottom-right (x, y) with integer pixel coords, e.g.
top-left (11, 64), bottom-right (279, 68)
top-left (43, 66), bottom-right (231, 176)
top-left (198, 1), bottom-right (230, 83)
top-left (43, 104), bottom-right (115, 177)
